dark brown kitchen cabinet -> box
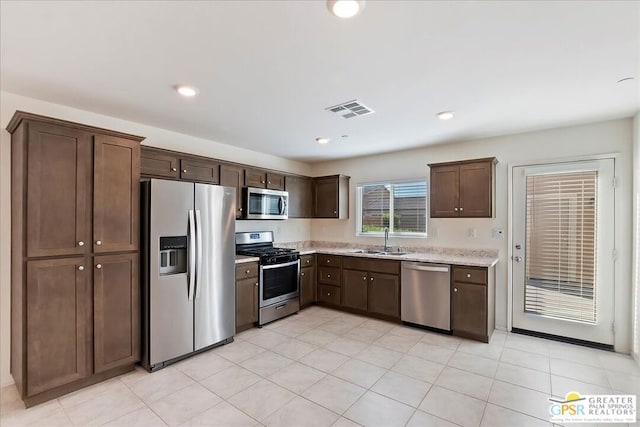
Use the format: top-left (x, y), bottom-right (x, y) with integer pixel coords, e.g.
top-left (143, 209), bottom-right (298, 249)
top-left (429, 158), bottom-right (496, 218)
top-left (285, 175), bottom-right (312, 218)
top-left (93, 135), bottom-right (140, 254)
top-left (342, 269), bottom-right (368, 311)
top-left (236, 262), bottom-right (259, 332)
top-left (25, 257), bottom-right (91, 397)
top-left (8, 111), bottom-right (143, 407)
top-left (300, 255), bottom-right (316, 308)
top-left (245, 168), bottom-right (285, 190)
top-left (93, 253), bottom-right (140, 374)
top-left (24, 121), bottom-right (92, 258)
top-left (220, 164), bottom-right (245, 218)
top-left (313, 175), bottom-right (350, 219)
top-left (140, 147), bottom-right (179, 178)
top-left (368, 272), bottom-right (400, 318)
top-left (318, 284), bottom-right (341, 305)
top-left (451, 265), bottom-right (495, 343)
top-left (179, 158), bottom-right (220, 184)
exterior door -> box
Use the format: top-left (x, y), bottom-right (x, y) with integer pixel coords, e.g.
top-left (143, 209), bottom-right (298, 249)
top-left (93, 134), bottom-right (140, 253)
top-left (194, 184), bottom-right (236, 350)
top-left (94, 253), bottom-right (140, 373)
top-left (512, 159), bottom-right (615, 345)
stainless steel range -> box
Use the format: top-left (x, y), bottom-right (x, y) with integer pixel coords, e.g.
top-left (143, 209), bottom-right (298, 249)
top-left (236, 231), bottom-right (300, 325)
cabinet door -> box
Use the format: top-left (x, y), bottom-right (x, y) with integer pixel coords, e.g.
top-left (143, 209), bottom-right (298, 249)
top-left (94, 253), bottom-right (140, 373)
top-left (220, 164), bottom-right (244, 218)
top-left (300, 265), bottom-right (316, 307)
top-left (236, 277), bottom-right (259, 329)
top-left (285, 176), bottom-right (312, 218)
top-left (26, 257), bottom-right (91, 396)
top-left (367, 272), bottom-right (400, 318)
top-left (452, 282), bottom-right (487, 338)
top-left (313, 177), bottom-right (338, 218)
top-left (93, 135), bottom-right (140, 253)
top-left (430, 165), bottom-right (460, 218)
top-left (180, 158), bottom-right (220, 184)
top-left (266, 173), bottom-right (285, 190)
top-left (26, 122), bottom-right (92, 258)
top-left (140, 147), bottom-right (179, 178)
top-left (459, 161), bottom-right (492, 217)
top-left (342, 269), bottom-right (368, 311)
top-left (245, 168), bottom-right (267, 188)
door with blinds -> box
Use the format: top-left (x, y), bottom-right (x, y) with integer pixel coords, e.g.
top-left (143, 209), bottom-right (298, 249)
top-left (512, 159), bottom-right (615, 345)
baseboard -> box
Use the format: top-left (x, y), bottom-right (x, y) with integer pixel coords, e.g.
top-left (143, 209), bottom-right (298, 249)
top-left (511, 328), bottom-right (614, 351)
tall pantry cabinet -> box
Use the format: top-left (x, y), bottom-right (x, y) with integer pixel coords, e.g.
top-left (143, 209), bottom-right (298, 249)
top-left (7, 111), bottom-right (143, 407)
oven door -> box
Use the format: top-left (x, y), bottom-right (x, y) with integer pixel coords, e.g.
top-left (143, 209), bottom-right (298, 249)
top-left (244, 188), bottom-right (288, 220)
top-left (259, 259), bottom-right (300, 307)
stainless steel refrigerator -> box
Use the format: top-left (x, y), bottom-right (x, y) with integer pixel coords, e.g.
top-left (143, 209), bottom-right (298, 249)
top-left (141, 178), bottom-right (236, 372)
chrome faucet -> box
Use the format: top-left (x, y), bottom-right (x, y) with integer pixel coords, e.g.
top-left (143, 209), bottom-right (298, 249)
top-left (383, 227), bottom-right (390, 251)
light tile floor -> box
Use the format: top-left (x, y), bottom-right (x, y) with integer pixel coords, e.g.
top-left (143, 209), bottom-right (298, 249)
top-left (1, 306), bottom-right (639, 427)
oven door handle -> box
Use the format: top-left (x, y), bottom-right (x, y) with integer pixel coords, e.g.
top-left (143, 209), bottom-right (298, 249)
top-left (261, 259), bottom-right (300, 270)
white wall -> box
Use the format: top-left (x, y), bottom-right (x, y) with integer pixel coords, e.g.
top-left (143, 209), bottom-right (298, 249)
top-left (0, 91), bottom-right (312, 386)
top-left (633, 112), bottom-right (640, 366)
top-left (311, 118), bottom-right (634, 353)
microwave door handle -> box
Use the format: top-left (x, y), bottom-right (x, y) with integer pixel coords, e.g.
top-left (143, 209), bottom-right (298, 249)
top-left (187, 210), bottom-right (196, 301)
top-left (278, 196), bottom-right (284, 215)
top-left (195, 209), bottom-right (203, 300)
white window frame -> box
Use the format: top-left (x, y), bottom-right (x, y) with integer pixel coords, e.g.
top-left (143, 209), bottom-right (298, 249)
top-left (356, 179), bottom-right (428, 238)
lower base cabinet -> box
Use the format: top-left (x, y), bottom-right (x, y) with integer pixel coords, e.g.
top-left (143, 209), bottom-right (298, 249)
top-left (342, 269), bottom-right (368, 311)
top-left (367, 272), bottom-right (400, 318)
top-left (236, 262), bottom-right (259, 332)
top-left (299, 255), bottom-right (316, 308)
top-left (451, 265), bottom-right (495, 343)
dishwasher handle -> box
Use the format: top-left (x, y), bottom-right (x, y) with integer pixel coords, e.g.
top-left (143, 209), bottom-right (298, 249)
top-left (402, 263), bottom-right (450, 273)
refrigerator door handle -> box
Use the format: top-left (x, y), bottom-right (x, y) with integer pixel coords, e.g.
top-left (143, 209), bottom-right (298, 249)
top-left (188, 209), bottom-right (196, 301)
top-left (195, 209), bottom-right (203, 299)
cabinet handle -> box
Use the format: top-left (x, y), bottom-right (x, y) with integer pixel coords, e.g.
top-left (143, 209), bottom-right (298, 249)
top-left (454, 288), bottom-right (458, 292)
top-left (96, 264), bottom-right (102, 269)
top-left (78, 266), bottom-right (85, 271)
top-left (171, 167), bottom-right (177, 172)
top-left (466, 273), bottom-right (471, 278)
top-left (96, 240), bottom-right (102, 246)
top-left (78, 241), bottom-right (84, 247)
top-left (460, 207), bottom-right (464, 211)
top-left (454, 207), bottom-right (458, 212)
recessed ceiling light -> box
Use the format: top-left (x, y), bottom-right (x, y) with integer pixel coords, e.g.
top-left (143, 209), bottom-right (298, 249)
top-left (175, 85), bottom-right (199, 97)
top-left (327, 0), bottom-right (365, 19)
top-left (436, 111), bottom-right (455, 120)
top-left (315, 137), bottom-right (330, 144)
top-left (617, 77), bottom-right (634, 84)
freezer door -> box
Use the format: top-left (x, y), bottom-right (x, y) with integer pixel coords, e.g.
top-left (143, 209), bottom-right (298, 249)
top-left (149, 179), bottom-right (195, 365)
top-left (194, 184), bottom-right (236, 350)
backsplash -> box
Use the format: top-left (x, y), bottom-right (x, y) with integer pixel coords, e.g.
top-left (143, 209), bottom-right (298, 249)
top-left (279, 240), bottom-right (499, 259)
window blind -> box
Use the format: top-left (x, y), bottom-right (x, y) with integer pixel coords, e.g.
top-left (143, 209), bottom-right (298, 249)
top-left (524, 171), bottom-right (598, 324)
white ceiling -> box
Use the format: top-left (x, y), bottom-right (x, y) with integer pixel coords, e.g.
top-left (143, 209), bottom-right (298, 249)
top-left (1, 1), bottom-right (638, 163)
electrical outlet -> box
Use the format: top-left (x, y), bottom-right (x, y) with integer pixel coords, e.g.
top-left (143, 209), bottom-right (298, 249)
top-left (468, 228), bottom-right (477, 238)
top-left (492, 228), bottom-right (504, 239)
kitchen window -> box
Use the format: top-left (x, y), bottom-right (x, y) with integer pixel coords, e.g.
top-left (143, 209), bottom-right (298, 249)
top-left (356, 181), bottom-right (427, 237)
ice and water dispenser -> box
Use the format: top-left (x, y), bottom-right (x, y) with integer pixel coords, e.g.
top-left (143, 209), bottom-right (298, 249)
top-left (159, 236), bottom-right (187, 276)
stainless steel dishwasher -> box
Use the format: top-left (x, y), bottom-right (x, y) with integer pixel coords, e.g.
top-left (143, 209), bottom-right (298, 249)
top-left (401, 262), bottom-right (451, 331)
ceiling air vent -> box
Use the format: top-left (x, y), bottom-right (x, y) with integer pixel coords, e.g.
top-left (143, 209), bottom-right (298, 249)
top-left (326, 100), bottom-right (375, 119)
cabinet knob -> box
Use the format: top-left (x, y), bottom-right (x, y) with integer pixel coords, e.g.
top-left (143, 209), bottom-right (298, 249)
top-left (78, 241), bottom-right (85, 247)
top-left (460, 207), bottom-right (464, 211)
top-left (333, 210), bottom-right (337, 214)
top-left (183, 169), bottom-right (187, 174)
top-left (370, 277), bottom-right (374, 281)
top-left (78, 266), bottom-right (85, 271)
top-left (96, 264), bottom-right (102, 269)
top-left (326, 260), bottom-right (330, 263)
top-left (239, 208), bottom-right (243, 212)
top-left (454, 288), bottom-right (458, 292)
top-left (261, 180), bottom-right (265, 184)
top-left (255, 282), bottom-right (259, 287)
top-left (171, 167), bottom-right (177, 172)
top-left (268, 181), bottom-right (271, 184)
top-left (306, 260), bottom-right (310, 264)
top-left (246, 269), bottom-right (250, 274)
top-left (327, 274), bottom-right (331, 278)
top-left (301, 272), bottom-right (305, 276)
top-left (327, 292), bottom-right (331, 296)
top-left (363, 276), bottom-right (367, 280)
top-left (454, 207), bottom-right (459, 212)
top-left (466, 273), bottom-right (471, 278)
top-left (96, 240), bottom-right (102, 246)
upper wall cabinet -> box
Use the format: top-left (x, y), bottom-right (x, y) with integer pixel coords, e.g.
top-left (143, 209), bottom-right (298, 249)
top-left (313, 175), bottom-right (350, 219)
top-left (285, 175), bottom-right (312, 218)
top-left (220, 163), bottom-right (244, 218)
top-left (245, 168), bottom-right (285, 190)
top-left (140, 147), bottom-right (179, 179)
top-left (429, 157), bottom-right (497, 218)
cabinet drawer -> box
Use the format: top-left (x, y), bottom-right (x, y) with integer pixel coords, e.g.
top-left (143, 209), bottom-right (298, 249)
top-left (342, 256), bottom-right (369, 271)
top-left (369, 259), bottom-right (400, 275)
top-left (318, 266), bottom-right (340, 286)
top-left (236, 263), bottom-right (259, 279)
top-left (141, 148), bottom-right (179, 178)
top-left (453, 266), bottom-right (487, 285)
top-left (180, 158), bottom-right (219, 184)
top-left (318, 285), bottom-right (341, 305)
top-left (317, 254), bottom-right (341, 267)
top-left (300, 254), bottom-right (315, 267)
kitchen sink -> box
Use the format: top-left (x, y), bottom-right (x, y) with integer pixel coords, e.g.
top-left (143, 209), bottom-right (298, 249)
top-left (347, 249), bottom-right (408, 256)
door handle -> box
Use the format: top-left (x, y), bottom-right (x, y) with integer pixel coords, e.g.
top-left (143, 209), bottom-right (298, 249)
top-left (195, 209), bottom-right (203, 299)
top-left (188, 210), bottom-right (196, 301)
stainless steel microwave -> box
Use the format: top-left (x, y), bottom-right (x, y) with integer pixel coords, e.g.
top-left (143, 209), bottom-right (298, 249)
top-left (243, 187), bottom-right (288, 220)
